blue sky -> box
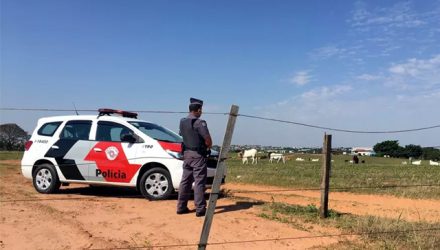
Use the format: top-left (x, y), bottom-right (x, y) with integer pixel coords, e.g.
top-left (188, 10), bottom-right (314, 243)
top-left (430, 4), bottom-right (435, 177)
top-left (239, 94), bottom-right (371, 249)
top-left (1, 0), bottom-right (439, 147)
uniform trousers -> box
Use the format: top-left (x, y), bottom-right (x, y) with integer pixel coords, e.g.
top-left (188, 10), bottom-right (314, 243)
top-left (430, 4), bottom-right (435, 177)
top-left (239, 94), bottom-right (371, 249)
top-left (177, 151), bottom-right (207, 213)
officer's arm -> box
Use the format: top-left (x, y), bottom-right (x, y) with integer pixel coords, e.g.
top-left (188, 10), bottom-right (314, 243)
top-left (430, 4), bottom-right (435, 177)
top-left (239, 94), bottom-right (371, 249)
top-left (204, 135), bottom-right (212, 149)
top-left (197, 120), bottom-right (212, 149)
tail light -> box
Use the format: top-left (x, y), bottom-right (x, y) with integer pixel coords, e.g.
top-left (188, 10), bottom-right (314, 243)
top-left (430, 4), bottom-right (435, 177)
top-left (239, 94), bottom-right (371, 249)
top-left (25, 141), bottom-right (33, 151)
top-left (158, 141), bottom-right (183, 160)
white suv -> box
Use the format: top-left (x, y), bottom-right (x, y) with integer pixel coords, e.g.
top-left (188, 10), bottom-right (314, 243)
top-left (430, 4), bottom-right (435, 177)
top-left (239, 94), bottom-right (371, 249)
top-left (21, 109), bottom-right (223, 200)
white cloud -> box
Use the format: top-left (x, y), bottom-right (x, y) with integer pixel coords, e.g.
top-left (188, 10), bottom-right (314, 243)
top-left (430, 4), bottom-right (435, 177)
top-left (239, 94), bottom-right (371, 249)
top-left (309, 45), bottom-right (347, 60)
top-left (357, 74), bottom-right (381, 81)
top-left (349, 1), bottom-right (425, 29)
top-left (301, 85), bottom-right (353, 100)
top-left (344, 1), bottom-right (440, 59)
top-left (385, 54), bottom-right (440, 89)
top-left (289, 71), bottom-right (312, 86)
top-left (247, 86), bottom-right (440, 147)
top-left (389, 55), bottom-right (440, 76)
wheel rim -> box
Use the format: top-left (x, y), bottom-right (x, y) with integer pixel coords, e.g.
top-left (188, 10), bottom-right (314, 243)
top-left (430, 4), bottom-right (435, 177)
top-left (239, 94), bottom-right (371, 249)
top-left (145, 173), bottom-right (169, 197)
top-left (35, 168), bottom-right (53, 190)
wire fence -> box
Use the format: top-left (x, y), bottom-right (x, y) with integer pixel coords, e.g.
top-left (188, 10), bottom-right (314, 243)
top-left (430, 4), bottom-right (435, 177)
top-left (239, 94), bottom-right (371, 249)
top-left (88, 228), bottom-right (440, 249)
top-left (1, 183), bottom-right (439, 203)
top-left (1, 107), bottom-right (440, 248)
top-left (4, 150), bottom-right (439, 204)
top-left (2, 107), bottom-right (440, 134)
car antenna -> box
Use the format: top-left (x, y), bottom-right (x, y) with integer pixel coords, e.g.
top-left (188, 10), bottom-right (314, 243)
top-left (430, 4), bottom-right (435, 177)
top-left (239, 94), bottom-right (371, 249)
top-left (72, 102), bottom-right (79, 115)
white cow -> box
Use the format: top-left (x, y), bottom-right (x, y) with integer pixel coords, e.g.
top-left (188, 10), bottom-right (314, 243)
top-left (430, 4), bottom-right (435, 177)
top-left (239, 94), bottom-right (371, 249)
top-left (429, 160), bottom-right (439, 166)
top-left (269, 153), bottom-right (285, 163)
top-left (240, 149), bottom-right (258, 164)
top-left (295, 157), bottom-right (305, 162)
top-left (411, 160), bottom-right (422, 166)
top-left (311, 158), bottom-right (319, 162)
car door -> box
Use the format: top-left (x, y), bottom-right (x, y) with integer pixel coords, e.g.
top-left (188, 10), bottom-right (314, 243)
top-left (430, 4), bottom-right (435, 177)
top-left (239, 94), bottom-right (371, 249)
top-left (45, 120), bottom-right (93, 181)
top-left (85, 121), bottom-right (142, 184)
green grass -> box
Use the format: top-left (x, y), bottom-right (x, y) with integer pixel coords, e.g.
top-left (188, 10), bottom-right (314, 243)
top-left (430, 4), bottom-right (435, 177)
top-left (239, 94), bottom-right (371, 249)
top-left (259, 202), bottom-right (440, 249)
top-left (227, 154), bottom-right (440, 199)
top-left (0, 151), bottom-right (23, 160)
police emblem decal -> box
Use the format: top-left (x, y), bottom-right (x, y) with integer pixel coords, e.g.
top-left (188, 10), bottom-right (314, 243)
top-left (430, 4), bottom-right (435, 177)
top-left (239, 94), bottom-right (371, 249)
top-left (105, 146), bottom-right (119, 161)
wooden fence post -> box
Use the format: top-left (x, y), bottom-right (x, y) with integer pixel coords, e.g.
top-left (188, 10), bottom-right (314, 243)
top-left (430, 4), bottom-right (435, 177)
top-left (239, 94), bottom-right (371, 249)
top-left (320, 133), bottom-right (332, 218)
top-left (198, 105), bottom-right (239, 250)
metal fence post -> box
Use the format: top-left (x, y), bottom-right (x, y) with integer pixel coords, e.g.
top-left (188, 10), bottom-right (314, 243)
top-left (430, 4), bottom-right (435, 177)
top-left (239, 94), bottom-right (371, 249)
top-left (198, 105), bottom-right (239, 250)
top-left (320, 133), bottom-right (332, 218)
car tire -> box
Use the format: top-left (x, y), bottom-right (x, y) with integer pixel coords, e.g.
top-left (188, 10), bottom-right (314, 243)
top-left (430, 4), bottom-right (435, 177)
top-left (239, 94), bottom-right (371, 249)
top-left (32, 163), bottom-right (61, 194)
top-left (139, 167), bottom-right (173, 200)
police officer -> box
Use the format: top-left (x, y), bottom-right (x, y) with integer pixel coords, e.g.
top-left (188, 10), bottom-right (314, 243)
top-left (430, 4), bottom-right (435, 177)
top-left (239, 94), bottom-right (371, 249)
top-left (177, 98), bottom-right (212, 217)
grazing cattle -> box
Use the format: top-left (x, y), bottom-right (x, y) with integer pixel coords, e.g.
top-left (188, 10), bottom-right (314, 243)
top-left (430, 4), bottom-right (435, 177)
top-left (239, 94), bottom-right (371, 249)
top-left (401, 161), bottom-right (408, 165)
top-left (429, 160), bottom-right (439, 166)
top-left (295, 157), bottom-right (305, 162)
top-left (269, 153), bottom-right (285, 164)
top-left (411, 160), bottom-right (422, 166)
top-left (311, 158), bottom-right (319, 162)
top-left (239, 149), bottom-right (258, 165)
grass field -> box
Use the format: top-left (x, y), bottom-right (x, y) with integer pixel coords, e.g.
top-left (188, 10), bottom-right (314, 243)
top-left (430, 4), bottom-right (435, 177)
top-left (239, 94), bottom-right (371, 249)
top-left (2, 151), bottom-right (439, 199)
top-left (227, 153), bottom-right (440, 199)
top-left (0, 151), bottom-right (23, 161)
top-left (258, 201), bottom-right (440, 249)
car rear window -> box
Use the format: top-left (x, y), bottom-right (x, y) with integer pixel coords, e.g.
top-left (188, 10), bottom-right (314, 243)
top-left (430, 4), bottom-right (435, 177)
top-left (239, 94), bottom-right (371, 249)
top-left (37, 122), bottom-right (62, 136)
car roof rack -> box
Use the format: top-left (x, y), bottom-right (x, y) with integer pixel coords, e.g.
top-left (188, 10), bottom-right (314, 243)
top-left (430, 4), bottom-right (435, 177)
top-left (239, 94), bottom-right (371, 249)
top-left (98, 108), bottom-right (138, 119)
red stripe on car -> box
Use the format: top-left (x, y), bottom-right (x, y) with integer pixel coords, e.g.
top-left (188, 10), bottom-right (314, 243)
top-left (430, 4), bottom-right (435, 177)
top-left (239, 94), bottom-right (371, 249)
top-left (84, 142), bottom-right (141, 183)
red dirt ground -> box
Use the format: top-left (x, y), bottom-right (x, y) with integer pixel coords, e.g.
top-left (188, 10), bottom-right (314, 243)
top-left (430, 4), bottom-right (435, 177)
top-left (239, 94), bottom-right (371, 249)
top-left (1, 160), bottom-right (438, 249)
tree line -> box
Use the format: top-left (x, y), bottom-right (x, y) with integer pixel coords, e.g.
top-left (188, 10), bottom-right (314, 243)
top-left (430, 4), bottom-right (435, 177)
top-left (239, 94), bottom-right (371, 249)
top-left (0, 123), bottom-right (28, 151)
top-left (373, 140), bottom-right (440, 160)
top-left (1, 123), bottom-right (440, 161)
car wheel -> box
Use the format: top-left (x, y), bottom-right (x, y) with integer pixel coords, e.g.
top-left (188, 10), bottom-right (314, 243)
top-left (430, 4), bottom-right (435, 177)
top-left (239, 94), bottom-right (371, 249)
top-left (32, 163), bottom-right (61, 194)
top-left (139, 167), bottom-right (173, 200)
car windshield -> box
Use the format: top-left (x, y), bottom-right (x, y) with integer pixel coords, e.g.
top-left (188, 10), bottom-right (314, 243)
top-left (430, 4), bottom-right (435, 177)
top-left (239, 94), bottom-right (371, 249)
top-left (129, 121), bottom-right (182, 143)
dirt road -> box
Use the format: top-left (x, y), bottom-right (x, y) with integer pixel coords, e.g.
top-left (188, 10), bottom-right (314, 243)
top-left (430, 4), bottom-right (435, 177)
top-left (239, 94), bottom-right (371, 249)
top-left (1, 160), bottom-right (439, 249)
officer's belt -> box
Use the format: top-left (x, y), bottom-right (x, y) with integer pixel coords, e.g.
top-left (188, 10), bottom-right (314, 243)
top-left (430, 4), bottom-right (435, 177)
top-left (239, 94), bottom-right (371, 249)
top-left (184, 146), bottom-right (204, 151)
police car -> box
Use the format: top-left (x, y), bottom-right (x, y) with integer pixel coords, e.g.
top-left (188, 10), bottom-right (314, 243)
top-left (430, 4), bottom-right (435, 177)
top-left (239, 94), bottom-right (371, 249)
top-left (21, 109), bottom-right (223, 200)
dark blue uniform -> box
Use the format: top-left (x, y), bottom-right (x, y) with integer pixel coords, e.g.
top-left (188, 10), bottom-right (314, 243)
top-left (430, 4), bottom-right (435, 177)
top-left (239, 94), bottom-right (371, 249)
top-left (177, 100), bottom-right (211, 216)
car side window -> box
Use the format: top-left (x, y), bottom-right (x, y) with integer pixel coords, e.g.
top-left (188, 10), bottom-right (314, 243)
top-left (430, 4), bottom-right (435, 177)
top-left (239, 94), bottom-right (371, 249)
top-left (96, 121), bottom-right (134, 142)
top-left (38, 122), bottom-right (62, 136)
top-left (60, 121), bottom-right (92, 140)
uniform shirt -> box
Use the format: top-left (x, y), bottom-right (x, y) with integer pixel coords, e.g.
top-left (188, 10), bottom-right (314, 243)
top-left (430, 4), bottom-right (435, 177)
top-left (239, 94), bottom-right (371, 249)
top-left (181, 113), bottom-right (211, 141)
top-left (180, 113), bottom-right (211, 158)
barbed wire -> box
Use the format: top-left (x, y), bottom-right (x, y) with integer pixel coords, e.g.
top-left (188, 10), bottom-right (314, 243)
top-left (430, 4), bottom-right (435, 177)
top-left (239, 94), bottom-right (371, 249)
top-left (2, 183), bottom-right (439, 203)
top-left (238, 114), bottom-right (440, 134)
top-left (88, 228), bottom-right (440, 249)
top-left (2, 107), bottom-right (440, 133)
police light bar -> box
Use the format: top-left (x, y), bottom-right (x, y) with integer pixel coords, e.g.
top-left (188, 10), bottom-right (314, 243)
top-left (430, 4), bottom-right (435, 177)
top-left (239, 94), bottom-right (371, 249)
top-left (98, 108), bottom-right (138, 119)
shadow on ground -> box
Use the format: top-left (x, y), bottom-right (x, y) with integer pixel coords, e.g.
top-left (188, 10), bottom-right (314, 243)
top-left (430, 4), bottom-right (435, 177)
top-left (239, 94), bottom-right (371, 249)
top-left (215, 201), bottom-right (265, 214)
top-left (55, 185), bottom-right (230, 201)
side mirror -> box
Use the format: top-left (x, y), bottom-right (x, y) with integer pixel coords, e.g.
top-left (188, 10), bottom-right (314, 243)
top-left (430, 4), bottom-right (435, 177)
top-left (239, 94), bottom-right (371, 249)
top-left (121, 134), bottom-right (137, 143)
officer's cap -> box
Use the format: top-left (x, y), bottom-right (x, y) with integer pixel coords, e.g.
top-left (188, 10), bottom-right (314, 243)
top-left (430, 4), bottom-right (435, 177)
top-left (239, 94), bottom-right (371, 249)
top-left (190, 97), bottom-right (203, 106)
